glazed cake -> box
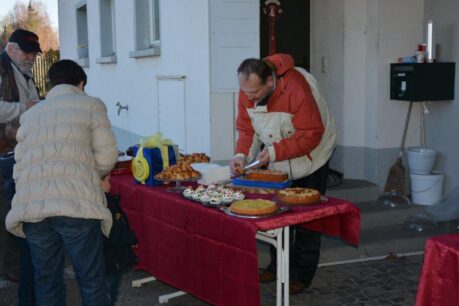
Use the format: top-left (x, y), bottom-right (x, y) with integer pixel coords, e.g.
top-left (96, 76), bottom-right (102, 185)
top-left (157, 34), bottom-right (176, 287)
top-left (244, 169), bottom-right (288, 182)
top-left (278, 187), bottom-right (321, 205)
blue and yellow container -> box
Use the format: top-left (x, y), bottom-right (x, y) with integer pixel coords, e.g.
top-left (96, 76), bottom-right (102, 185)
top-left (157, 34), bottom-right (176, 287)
top-left (131, 134), bottom-right (178, 186)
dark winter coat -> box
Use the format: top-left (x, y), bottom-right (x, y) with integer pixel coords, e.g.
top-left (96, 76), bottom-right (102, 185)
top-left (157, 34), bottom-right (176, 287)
top-left (104, 193), bottom-right (138, 276)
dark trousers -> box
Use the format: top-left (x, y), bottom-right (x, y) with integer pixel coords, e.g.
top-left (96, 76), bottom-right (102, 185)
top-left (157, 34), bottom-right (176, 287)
top-left (17, 237), bottom-right (36, 306)
top-left (266, 161), bottom-right (329, 287)
top-left (105, 272), bottom-right (123, 306)
top-left (0, 154), bottom-right (36, 305)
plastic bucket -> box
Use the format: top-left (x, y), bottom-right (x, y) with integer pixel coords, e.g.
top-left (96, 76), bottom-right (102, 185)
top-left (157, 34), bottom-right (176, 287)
top-left (406, 147), bottom-right (437, 174)
top-left (410, 172), bottom-right (444, 205)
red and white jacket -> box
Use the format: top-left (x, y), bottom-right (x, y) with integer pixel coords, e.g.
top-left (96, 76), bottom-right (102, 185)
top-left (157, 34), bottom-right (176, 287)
top-left (235, 54), bottom-right (336, 180)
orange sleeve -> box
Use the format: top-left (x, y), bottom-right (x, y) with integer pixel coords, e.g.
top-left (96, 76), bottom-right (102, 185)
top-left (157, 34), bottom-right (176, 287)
top-left (235, 92), bottom-right (255, 156)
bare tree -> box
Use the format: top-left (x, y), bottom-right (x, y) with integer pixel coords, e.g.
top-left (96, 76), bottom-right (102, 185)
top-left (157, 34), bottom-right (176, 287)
top-left (0, 0), bottom-right (59, 51)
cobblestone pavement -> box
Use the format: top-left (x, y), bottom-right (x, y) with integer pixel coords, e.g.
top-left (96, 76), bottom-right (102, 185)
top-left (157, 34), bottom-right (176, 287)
top-left (0, 254), bottom-right (422, 306)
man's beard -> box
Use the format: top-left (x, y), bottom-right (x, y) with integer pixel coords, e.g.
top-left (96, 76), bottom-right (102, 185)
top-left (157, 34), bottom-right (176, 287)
top-left (255, 87), bottom-right (274, 106)
top-left (255, 94), bottom-right (270, 106)
top-left (12, 58), bottom-right (34, 75)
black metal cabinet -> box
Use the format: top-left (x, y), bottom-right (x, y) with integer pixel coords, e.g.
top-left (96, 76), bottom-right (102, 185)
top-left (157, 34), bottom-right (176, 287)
top-left (390, 63), bottom-right (455, 101)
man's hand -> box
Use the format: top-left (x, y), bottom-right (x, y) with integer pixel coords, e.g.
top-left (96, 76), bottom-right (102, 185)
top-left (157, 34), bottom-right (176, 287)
top-left (230, 156), bottom-right (245, 175)
top-left (256, 148), bottom-right (270, 165)
top-left (25, 99), bottom-right (39, 109)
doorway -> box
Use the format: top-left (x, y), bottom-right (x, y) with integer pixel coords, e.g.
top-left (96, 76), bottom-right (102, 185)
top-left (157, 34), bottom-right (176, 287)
top-left (260, 0), bottom-right (310, 70)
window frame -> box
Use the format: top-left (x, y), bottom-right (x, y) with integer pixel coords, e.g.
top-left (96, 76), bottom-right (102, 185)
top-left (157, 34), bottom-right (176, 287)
top-left (130, 0), bottom-right (161, 58)
top-left (97, 0), bottom-right (117, 64)
top-left (75, 0), bottom-right (89, 67)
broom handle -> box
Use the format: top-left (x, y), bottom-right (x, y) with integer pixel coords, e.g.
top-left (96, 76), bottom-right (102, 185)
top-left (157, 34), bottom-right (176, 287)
top-left (399, 101), bottom-right (413, 157)
top-left (420, 102), bottom-right (426, 148)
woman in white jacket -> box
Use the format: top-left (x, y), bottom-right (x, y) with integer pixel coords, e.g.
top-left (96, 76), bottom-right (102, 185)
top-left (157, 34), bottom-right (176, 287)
top-left (6, 59), bottom-right (118, 305)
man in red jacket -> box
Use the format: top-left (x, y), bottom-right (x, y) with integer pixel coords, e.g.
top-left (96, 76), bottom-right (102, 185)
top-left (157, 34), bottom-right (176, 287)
top-left (230, 54), bottom-right (336, 294)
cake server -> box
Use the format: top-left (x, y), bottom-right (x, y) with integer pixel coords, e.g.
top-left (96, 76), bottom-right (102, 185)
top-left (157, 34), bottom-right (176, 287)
top-left (243, 159), bottom-right (264, 171)
top-left (230, 159), bottom-right (266, 179)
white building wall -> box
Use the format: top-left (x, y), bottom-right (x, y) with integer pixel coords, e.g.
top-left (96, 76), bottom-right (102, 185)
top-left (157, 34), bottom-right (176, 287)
top-left (58, 0), bottom-right (211, 154)
top-left (344, 0), bottom-right (366, 148)
top-left (375, 0), bottom-right (424, 150)
top-left (311, 0), bottom-right (424, 187)
top-left (424, 0), bottom-right (459, 192)
top-left (209, 0), bottom-right (259, 162)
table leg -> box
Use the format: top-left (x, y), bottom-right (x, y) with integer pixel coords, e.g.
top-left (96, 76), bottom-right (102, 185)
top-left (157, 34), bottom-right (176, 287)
top-left (131, 275), bottom-right (187, 304)
top-left (276, 229), bottom-right (283, 306)
top-left (132, 276), bottom-right (156, 288)
top-left (158, 290), bottom-right (187, 304)
top-left (283, 226), bottom-right (290, 306)
top-left (256, 227), bottom-right (289, 306)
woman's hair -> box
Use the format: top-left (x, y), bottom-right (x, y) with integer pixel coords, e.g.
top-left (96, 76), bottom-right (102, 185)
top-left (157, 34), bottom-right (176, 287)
top-left (237, 58), bottom-right (272, 84)
top-left (48, 59), bottom-right (87, 87)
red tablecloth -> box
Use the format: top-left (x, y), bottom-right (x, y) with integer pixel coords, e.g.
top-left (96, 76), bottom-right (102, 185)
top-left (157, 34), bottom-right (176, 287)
top-left (416, 233), bottom-right (459, 306)
top-left (111, 175), bottom-right (360, 306)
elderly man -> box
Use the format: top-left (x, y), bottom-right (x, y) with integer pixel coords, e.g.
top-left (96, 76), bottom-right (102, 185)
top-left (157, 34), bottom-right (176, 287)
top-left (0, 29), bottom-right (40, 304)
top-left (230, 54), bottom-right (336, 294)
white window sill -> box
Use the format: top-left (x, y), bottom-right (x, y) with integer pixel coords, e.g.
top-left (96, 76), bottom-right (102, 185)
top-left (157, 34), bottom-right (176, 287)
top-left (129, 46), bottom-right (161, 58)
top-left (75, 0), bottom-right (86, 9)
top-left (75, 57), bottom-right (89, 68)
top-left (96, 55), bottom-right (117, 64)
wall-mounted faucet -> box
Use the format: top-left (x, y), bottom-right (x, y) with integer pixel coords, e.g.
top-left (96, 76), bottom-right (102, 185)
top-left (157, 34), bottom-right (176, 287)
top-left (116, 102), bottom-right (129, 116)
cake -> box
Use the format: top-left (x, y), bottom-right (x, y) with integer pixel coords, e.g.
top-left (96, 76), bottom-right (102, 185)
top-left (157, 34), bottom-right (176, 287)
top-left (179, 153), bottom-right (210, 164)
top-left (244, 169), bottom-right (288, 182)
top-left (210, 196), bottom-right (222, 205)
top-left (183, 187), bottom-right (194, 198)
top-left (278, 188), bottom-right (321, 205)
top-left (182, 185), bottom-right (244, 205)
top-left (233, 191), bottom-right (245, 200)
top-left (229, 199), bottom-right (277, 215)
top-left (155, 161), bottom-right (201, 181)
top-left (200, 193), bottom-right (211, 203)
top-left (222, 194), bottom-right (233, 204)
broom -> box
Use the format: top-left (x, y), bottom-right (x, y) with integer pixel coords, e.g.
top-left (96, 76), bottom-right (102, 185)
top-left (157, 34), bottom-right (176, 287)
top-left (384, 101), bottom-right (413, 194)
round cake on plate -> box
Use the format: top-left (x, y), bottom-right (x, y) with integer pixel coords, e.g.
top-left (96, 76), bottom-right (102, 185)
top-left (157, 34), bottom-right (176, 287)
top-left (230, 199), bottom-right (277, 215)
top-left (278, 187), bottom-right (321, 205)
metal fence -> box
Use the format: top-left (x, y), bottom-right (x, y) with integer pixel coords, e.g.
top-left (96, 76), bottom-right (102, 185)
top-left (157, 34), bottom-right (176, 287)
top-left (32, 50), bottom-right (60, 98)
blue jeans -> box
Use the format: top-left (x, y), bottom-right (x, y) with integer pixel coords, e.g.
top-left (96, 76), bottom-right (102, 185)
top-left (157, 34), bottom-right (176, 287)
top-left (0, 152), bottom-right (15, 202)
top-left (0, 153), bottom-right (36, 305)
top-left (23, 217), bottom-right (107, 306)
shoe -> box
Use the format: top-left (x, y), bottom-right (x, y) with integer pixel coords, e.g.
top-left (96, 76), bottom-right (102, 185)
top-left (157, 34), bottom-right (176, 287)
top-left (258, 270), bottom-right (276, 282)
top-left (289, 280), bottom-right (306, 295)
top-left (0, 272), bottom-right (18, 283)
top-left (0, 272), bottom-right (18, 289)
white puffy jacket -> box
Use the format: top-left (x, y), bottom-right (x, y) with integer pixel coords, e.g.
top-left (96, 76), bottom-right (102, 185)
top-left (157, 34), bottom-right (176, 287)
top-left (6, 84), bottom-right (118, 238)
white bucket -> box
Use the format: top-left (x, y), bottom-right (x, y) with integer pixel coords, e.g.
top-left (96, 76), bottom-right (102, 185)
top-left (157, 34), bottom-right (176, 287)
top-left (406, 147), bottom-right (437, 174)
top-left (410, 172), bottom-right (444, 205)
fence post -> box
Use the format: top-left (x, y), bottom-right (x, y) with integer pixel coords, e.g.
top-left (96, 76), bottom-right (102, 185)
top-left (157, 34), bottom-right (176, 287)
top-left (32, 50), bottom-right (60, 98)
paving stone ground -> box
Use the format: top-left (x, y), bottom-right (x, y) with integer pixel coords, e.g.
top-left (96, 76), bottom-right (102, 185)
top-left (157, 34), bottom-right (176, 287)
top-left (0, 253), bottom-right (422, 306)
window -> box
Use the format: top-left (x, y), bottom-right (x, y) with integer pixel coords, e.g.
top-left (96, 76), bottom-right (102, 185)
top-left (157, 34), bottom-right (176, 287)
top-left (148, 0), bottom-right (160, 46)
top-left (76, 1), bottom-right (89, 67)
top-left (130, 0), bottom-right (161, 58)
top-left (97, 0), bottom-right (117, 63)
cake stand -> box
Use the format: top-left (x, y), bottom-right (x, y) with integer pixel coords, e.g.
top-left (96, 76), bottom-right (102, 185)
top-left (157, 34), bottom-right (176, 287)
top-left (154, 175), bottom-right (201, 193)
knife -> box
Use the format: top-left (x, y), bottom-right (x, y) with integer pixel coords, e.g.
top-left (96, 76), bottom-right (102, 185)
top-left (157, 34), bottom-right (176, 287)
top-left (230, 159), bottom-right (265, 179)
top-left (243, 159), bottom-right (264, 171)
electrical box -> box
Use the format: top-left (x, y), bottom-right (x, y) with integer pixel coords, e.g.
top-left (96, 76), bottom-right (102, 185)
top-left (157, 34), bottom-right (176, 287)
top-left (390, 63), bottom-right (455, 101)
